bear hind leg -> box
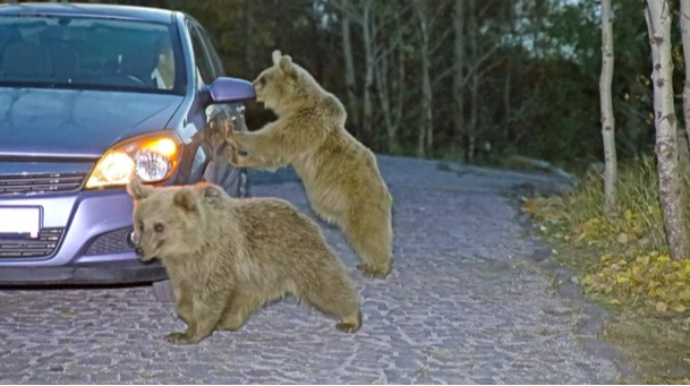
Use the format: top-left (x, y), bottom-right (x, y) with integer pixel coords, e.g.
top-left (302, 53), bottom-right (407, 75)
top-left (343, 211), bottom-right (393, 278)
top-left (295, 269), bottom-right (362, 334)
top-left (218, 292), bottom-right (264, 331)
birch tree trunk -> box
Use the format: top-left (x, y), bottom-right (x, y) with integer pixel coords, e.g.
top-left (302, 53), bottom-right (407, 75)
top-left (599, 0), bottom-right (618, 214)
top-left (375, 16), bottom-right (405, 154)
top-left (503, 0), bottom-right (513, 144)
top-left (645, 0), bottom-right (690, 260)
top-left (340, 0), bottom-right (360, 130)
top-left (453, 0), bottom-right (465, 155)
top-left (679, 0), bottom-right (690, 176)
top-left (467, 0), bottom-right (478, 162)
top-left (415, 0), bottom-right (433, 157)
top-left (361, 0), bottom-right (375, 145)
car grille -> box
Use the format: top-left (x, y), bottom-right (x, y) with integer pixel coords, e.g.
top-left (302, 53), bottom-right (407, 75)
top-left (0, 228), bottom-right (64, 259)
top-left (85, 227), bottom-right (135, 256)
top-left (0, 172), bottom-right (86, 196)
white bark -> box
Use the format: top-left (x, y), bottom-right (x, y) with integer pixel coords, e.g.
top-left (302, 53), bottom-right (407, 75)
top-left (599, 0), bottom-right (618, 213)
top-left (679, 0), bottom-right (690, 173)
top-left (375, 17), bottom-right (405, 153)
top-left (362, 0), bottom-right (375, 144)
top-left (415, 0), bottom-right (433, 157)
top-left (645, 0), bottom-right (690, 260)
top-left (340, 0), bottom-right (360, 129)
top-left (453, 0), bottom-right (465, 156)
top-left (468, 0), bottom-right (478, 161)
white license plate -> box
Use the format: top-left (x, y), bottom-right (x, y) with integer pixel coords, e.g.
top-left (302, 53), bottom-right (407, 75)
top-left (0, 207), bottom-right (40, 238)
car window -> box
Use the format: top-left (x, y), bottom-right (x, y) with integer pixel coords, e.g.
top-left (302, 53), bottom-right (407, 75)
top-left (0, 16), bottom-right (184, 95)
top-left (194, 25), bottom-right (225, 77)
top-left (187, 23), bottom-right (215, 87)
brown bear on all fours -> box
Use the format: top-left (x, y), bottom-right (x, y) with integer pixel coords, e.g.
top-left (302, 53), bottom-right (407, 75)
top-left (126, 178), bottom-right (362, 345)
top-left (222, 50), bottom-right (394, 278)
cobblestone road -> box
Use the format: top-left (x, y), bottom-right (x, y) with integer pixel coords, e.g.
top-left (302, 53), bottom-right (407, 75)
top-left (0, 156), bottom-right (628, 384)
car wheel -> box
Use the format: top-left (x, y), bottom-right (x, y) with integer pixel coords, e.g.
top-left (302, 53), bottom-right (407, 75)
top-left (152, 279), bottom-right (175, 303)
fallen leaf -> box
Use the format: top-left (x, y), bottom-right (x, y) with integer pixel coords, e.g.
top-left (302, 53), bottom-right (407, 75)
top-left (679, 289), bottom-right (690, 301)
top-left (656, 301), bottom-right (668, 312)
top-left (521, 201), bottom-right (537, 213)
top-left (617, 233), bottom-right (629, 244)
top-left (673, 305), bottom-right (687, 313)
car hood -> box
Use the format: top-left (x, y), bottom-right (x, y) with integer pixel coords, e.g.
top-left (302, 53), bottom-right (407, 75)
top-left (0, 87), bottom-right (184, 159)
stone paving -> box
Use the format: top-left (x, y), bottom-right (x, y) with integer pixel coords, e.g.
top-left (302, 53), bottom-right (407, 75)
top-left (0, 156), bottom-right (627, 384)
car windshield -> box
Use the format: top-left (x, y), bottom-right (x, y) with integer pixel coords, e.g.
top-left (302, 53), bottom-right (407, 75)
top-left (0, 15), bottom-right (184, 94)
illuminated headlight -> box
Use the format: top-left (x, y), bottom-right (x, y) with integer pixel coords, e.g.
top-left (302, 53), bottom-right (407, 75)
top-left (85, 132), bottom-right (182, 189)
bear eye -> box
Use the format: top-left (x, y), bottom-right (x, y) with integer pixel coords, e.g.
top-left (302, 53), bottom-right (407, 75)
top-left (138, 220), bottom-right (144, 230)
top-left (154, 223), bottom-right (165, 233)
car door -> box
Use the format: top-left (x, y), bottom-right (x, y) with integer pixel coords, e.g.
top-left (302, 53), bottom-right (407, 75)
top-left (186, 18), bottom-right (248, 197)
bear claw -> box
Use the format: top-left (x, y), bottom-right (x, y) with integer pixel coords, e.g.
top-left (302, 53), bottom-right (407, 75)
top-left (336, 322), bottom-right (360, 333)
top-left (165, 332), bottom-right (195, 345)
top-left (357, 263), bottom-right (390, 278)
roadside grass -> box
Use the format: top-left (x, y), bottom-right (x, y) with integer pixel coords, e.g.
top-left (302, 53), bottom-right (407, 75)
top-left (522, 156), bottom-right (690, 384)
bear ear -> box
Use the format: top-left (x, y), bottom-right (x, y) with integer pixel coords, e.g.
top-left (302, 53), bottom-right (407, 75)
top-left (278, 55), bottom-right (295, 78)
top-left (272, 50), bottom-right (282, 66)
top-left (173, 187), bottom-right (198, 212)
top-left (126, 177), bottom-right (153, 201)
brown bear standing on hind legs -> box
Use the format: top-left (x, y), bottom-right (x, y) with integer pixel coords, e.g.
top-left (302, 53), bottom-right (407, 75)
top-left (127, 178), bottom-right (362, 345)
top-left (222, 50), bottom-right (394, 278)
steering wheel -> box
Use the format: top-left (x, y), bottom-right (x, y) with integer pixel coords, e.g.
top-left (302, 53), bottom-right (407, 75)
top-left (124, 74), bottom-right (147, 87)
top-left (98, 73), bottom-right (148, 88)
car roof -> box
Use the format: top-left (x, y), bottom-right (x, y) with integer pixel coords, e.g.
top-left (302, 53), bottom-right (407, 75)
top-left (0, 2), bottom-right (177, 24)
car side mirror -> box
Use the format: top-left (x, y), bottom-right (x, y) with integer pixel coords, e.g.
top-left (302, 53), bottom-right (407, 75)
top-left (207, 77), bottom-right (256, 104)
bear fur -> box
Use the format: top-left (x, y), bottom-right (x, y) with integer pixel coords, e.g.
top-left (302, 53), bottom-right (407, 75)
top-left (222, 50), bottom-right (394, 278)
top-left (126, 178), bottom-right (362, 345)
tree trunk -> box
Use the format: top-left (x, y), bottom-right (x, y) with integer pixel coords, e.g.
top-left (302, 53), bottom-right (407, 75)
top-left (340, 0), bottom-right (360, 131)
top-left (245, 0), bottom-right (255, 75)
top-left (467, 0), bottom-right (478, 162)
top-left (645, 1), bottom-right (690, 260)
top-left (361, 0), bottom-right (375, 146)
top-left (599, 0), bottom-right (618, 214)
top-left (415, 1), bottom-right (433, 158)
top-left (502, 0), bottom-right (512, 146)
top-left (680, 0), bottom-right (690, 148)
top-left (453, 0), bottom-right (465, 156)
top-left (376, 47), bottom-right (394, 149)
top-left (679, 0), bottom-right (690, 177)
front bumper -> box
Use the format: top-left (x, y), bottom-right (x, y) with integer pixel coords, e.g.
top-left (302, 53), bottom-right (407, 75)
top-left (0, 188), bottom-right (167, 285)
top-left (0, 260), bottom-right (166, 285)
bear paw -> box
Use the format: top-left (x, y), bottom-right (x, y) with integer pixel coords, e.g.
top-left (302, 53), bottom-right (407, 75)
top-left (228, 148), bottom-right (241, 166)
top-left (165, 331), bottom-right (196, 345)
top-left (336, 310), bottom-right (361, 334)
top-left (357, 263), bottom-right (391, 278)
top-left (336, 321), bottom-right (360, 334)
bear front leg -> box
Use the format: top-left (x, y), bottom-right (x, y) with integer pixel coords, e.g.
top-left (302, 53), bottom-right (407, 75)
top-left (223, 120), bottom-right (297, 165)
top-left (175, 293), bottom-right (193, 325)
top-left (228, 146), bottom-right (287, 171)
